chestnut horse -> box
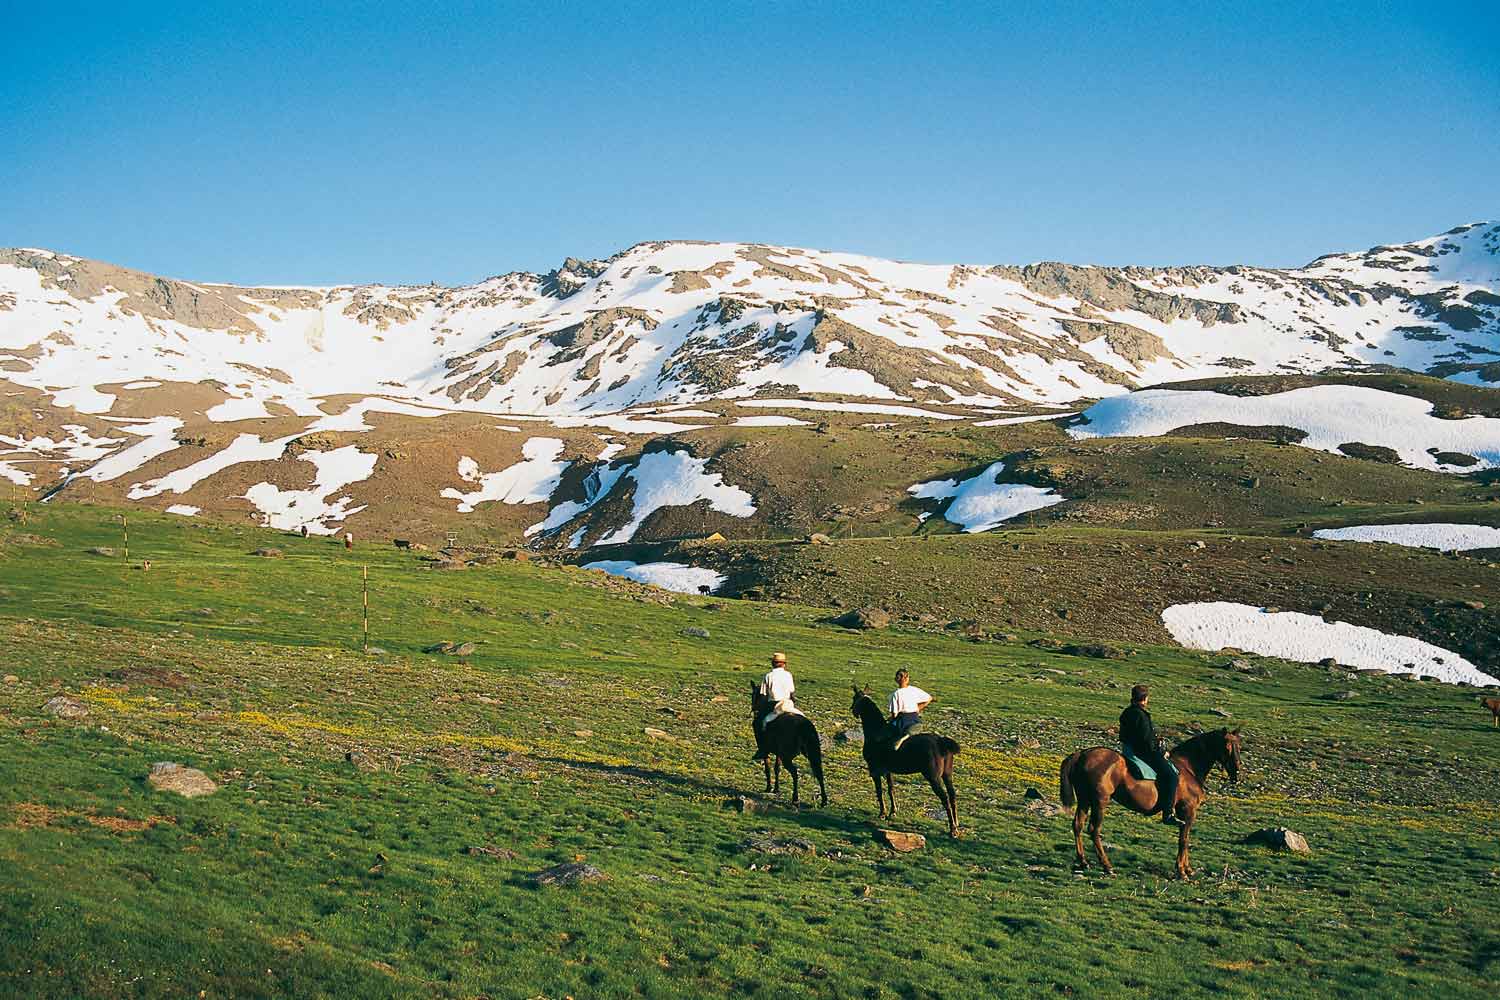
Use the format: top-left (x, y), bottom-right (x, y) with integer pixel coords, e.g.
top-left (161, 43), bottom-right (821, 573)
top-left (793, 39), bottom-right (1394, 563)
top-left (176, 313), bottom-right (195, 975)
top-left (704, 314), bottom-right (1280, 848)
top-left (850, 686), bottom-right (961, 836)
top-left (1059, 728), bottom-right (1241, 877)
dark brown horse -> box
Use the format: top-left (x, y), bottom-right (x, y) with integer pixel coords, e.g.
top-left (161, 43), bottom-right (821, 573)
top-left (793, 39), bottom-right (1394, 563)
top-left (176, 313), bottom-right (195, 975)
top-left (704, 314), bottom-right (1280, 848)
top-left (749, 683), bottom-right (827, 806)
top-left (850, 686), bottom-right (961, 836)
top-left (1059, 728), bottom-right (1241, 878)
top-left (1482, 696), bottom-right (1500, 727)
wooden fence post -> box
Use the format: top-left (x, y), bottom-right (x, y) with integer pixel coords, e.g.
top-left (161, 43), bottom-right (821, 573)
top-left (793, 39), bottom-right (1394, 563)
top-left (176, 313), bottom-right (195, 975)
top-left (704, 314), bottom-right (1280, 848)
top-left (362, 564), bottom-right (370, 654)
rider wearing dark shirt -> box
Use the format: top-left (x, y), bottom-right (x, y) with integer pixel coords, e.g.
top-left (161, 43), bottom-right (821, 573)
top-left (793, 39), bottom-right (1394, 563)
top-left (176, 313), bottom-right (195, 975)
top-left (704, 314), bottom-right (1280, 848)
top-left (1120, 684), bottom-right (1181, 826)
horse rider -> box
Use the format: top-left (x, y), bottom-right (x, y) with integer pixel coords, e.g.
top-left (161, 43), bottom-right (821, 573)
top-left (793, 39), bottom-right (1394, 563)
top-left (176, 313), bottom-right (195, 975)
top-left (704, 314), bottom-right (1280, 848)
top-left (752, 652), bottom-right (798, 762)
top-left (886, 668), bottom-right (932, 745)
top-left (1120, 684), bottom-right (1181, 826)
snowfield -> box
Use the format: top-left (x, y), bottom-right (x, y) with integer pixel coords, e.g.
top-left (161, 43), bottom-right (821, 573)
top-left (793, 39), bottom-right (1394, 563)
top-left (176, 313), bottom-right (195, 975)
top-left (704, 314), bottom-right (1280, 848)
top-left (581, 560), bottom-right (726, 594)
top-left (908, 462), bottom-right (1066, 532)
top-left (1312, 523), bottom-right (1500, 552)
top-left (1161, 602), bottom-right (1498, 686)
top-left (241, 445), bottom-right (378, 533)
top-left (598, 450), bottom-right (756, 544)
top-left (441, 437), bottom-right (569, 513)
top-left (1070, 385), bottom-right (1500, 471)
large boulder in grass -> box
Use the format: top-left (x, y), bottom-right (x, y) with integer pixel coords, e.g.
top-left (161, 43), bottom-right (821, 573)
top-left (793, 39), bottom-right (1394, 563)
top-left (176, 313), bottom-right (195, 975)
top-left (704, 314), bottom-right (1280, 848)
top-left (833, 608), bottom-right (891, 630)
top-left (147, 762), bottom-right (218, 798)
top-left (529, 862), bottom-right (608, 886)
top-left (1242, 827), bottom-right (1310, 854)
top-left (43, 695), bottom-right (88, 719)
top-left (876, 829), bottom-right (926, 853)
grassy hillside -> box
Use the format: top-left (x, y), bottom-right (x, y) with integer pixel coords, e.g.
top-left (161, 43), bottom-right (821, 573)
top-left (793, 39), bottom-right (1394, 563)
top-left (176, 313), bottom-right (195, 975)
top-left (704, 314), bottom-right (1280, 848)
top-left (1, 503), bottom-right (1498, 998)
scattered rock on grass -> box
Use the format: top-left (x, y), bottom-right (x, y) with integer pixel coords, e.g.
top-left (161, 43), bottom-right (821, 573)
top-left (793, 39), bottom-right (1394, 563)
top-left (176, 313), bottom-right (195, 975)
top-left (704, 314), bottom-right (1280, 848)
top-left (43, 695), bottom-right (88, 718)
top-left (345, 750), bottom-right (380, 772)
top-left (834, 728), bottom-right (864, 744)
top-left (1323, 690), bottom-right (1358, 701)
top-left (643, 727), bottom-right (673, 740)
top-left (251, 548), bottom-right (283, 558)
top-left (86, 546), bottom-right (116, 557)
top-left (147, 762), bottom-right (218, 798)
top-left (529, 862), bottom-right (608, 886)
top-left (876, 829), bottom-right (926, 853)
top-left (747, 835), bottom-right (816, 856)
top-left (1243, 827), bottom-right (1310, 854)
top-left (808, 533), bottom-right (832, 546)
top-left (833, 608), bottom-right (891, 630)
top-left (680, 627), bottom-right (710, 639)
top-left (465, 844), bottom-right (518, 860)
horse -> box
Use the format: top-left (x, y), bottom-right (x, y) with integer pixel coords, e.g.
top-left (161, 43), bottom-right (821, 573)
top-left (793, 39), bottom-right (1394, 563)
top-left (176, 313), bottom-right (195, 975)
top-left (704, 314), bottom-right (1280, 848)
top-left (849, 685), bottom-right (961, 837)
top-left (1482, 696), bottom-right (1500, 727)
top-left (1059, 728), bottom-right (1242, 878)
top-left (748, 683), bottom-right (827, 806)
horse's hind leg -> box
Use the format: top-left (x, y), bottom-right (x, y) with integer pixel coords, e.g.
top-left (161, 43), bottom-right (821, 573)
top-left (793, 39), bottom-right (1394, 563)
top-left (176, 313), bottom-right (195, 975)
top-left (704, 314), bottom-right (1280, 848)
top-left (763, 758), bottom-right (773, 794)
top-left (943, 765), bottom-right (959, 838)
top-left (1072, 805), bottom-right (1088, 870)
top-left (785, 758), bottom-right (800, 804)
top-left (926, 768), bottom-right (957, 838)
top-left (885, 774), bottom-right (897, 818)
top-left (1090, 804), bottom-right (1113, 875)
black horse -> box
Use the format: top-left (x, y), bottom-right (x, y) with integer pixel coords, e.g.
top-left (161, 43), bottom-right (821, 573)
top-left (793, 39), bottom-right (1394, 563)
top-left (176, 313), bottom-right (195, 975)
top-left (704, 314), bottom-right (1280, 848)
top-left (850, 685), bottom-right (961, 836)
top-left (749, 683), bottom-right (828, 806)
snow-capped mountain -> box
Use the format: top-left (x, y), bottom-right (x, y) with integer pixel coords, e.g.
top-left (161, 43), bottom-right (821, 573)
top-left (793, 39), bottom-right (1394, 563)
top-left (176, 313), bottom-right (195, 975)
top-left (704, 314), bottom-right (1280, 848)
top-left (2, 222), bottom-right (1496, 423)
top-left (1, 223), bottom-right (1496, 543)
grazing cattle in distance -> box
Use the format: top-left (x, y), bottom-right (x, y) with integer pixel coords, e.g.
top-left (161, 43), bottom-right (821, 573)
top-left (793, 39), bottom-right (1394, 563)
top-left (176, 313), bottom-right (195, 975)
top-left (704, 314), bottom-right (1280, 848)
top-left (1483, 696), bottom-right (1500, 728)
top-left (300, 525), bottom-right (309, 538)
top-left (344, 532), bottom-right (354, 550)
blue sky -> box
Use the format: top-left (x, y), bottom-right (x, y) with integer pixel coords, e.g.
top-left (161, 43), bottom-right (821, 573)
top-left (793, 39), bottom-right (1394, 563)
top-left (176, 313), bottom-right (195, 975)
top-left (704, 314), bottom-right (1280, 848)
top-left (2, 1), bottom-right (1495, 284)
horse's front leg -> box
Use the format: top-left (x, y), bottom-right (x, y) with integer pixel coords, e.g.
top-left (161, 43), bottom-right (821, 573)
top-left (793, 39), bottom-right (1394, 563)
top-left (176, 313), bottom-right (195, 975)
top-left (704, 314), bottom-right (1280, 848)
top-left (772, 757), bottom-right (782, 795)
top-left (763, 757), bottom-right (773, 794)
top-left (871, 772), bottom-right (886, 818)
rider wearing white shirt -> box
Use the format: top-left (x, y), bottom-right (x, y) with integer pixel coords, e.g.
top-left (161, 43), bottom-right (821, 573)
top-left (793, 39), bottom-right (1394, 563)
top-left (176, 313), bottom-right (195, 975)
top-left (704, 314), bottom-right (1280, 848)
top-left (887, 668), bottom-right (932, 742)
top-left (752, 652), bottom-right (801, 761)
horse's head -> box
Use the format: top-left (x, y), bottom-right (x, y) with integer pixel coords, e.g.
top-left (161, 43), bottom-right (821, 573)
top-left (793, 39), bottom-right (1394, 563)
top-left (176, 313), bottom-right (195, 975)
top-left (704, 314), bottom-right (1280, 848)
top-left (750, 680), bottom-right (765, 715)
top-left (850, 683), bottom-right (875, 718)
top-left (1219, 728), bottom-right (1242, 784)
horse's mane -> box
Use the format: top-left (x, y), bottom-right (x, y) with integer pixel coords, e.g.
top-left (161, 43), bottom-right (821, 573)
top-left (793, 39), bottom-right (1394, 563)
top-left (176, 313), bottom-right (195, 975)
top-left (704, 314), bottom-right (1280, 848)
top-left (1169, 728), bottom-right (1226, 758)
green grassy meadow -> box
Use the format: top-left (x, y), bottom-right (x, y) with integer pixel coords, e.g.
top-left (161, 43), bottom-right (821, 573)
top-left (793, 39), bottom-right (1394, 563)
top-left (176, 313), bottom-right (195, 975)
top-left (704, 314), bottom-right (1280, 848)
top-left (1, 504), bottom-right (1498, 998)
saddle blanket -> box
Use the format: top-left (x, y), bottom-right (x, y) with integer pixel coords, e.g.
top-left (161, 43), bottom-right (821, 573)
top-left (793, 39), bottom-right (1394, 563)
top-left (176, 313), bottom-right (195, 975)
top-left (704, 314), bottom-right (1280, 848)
top-left (1122, 750), bottom-right (1157, 782)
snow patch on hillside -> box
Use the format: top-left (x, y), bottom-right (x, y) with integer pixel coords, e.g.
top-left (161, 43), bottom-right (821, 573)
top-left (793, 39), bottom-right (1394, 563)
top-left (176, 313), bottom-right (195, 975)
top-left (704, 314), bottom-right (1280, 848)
top-left (909, 462), bottom-right (1066, 532)
top-left (1070, 386), bottom-right (1500, 471)
top-left (1161, 602), bottom-right (1497, 686)
top-left (582, 559), bottom-right (725, 594)
top-left (599, 450), bottom-right (756, 544)
top-left (241, 445), bottom-right (378, 533)
top-left (1312, 523), bottom-right (1500, 552)
top-left (441, 437), bottom-right (569, 513)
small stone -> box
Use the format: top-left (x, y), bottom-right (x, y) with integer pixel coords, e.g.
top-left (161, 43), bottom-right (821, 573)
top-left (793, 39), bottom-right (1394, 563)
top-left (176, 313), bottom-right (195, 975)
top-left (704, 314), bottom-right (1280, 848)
top-left (680, 627), bottom-right (710, 639)
top-left (1323, 690), bottom-right (1358, 701)
top-left (251, 548), bottom-right (283, 558)
top-left (710, 695), bottom-right (729, 703)
top-left (876, 829), bottom-right (926, 853)
top-left (1243, 827), bottom-right (1310, 854)
top-left (450, 642), bottom-right (477, 657)
top-left (1210, 708), bottom-right (1232, 718)
top-left (572, 729), bottom-right (593, 738)
top-left (808, 533), bottom-right (832, 546)
top-left (346, 750), bottom-right (379, 772)
top-left (833, 728), bottom-right (865, 744)
top-left (147, 762), bottom-right (218, 798)
top-left (44, 695), bottom-right (88, 718)
top-left (528, 862), bottom-right (608, 886)
top-left (86, 546), bottom-right (116, 557)
top-left (3, 674), bottom-right (18, 684)
top-left (833, 607), bottom-right (891, 630)
top-left (644, 727), bottom-right (672, 740)
top-left (465, 845), bottom-right (517, 860)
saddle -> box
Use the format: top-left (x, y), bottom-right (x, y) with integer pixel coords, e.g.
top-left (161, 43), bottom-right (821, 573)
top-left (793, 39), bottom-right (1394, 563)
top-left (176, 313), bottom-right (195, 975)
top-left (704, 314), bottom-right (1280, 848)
top-left (1121, 750), bottom-right (1157, 782)
top-left (887, 722), bottom-right (926, 751)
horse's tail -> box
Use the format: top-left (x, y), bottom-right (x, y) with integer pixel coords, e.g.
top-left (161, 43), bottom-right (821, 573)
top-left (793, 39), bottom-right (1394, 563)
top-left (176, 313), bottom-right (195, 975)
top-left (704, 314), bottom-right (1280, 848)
top-left (937, 736), bottom-right (960, 756)
top-left (1060, 751), bottom-right (1081, 808)
top-left (802, 721), bottom-right (826, 772)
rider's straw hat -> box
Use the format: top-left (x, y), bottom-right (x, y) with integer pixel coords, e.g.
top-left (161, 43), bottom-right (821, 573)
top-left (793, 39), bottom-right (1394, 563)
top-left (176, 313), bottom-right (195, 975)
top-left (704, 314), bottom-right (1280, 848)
top-left (771, 652), bottom-right (787, 664)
